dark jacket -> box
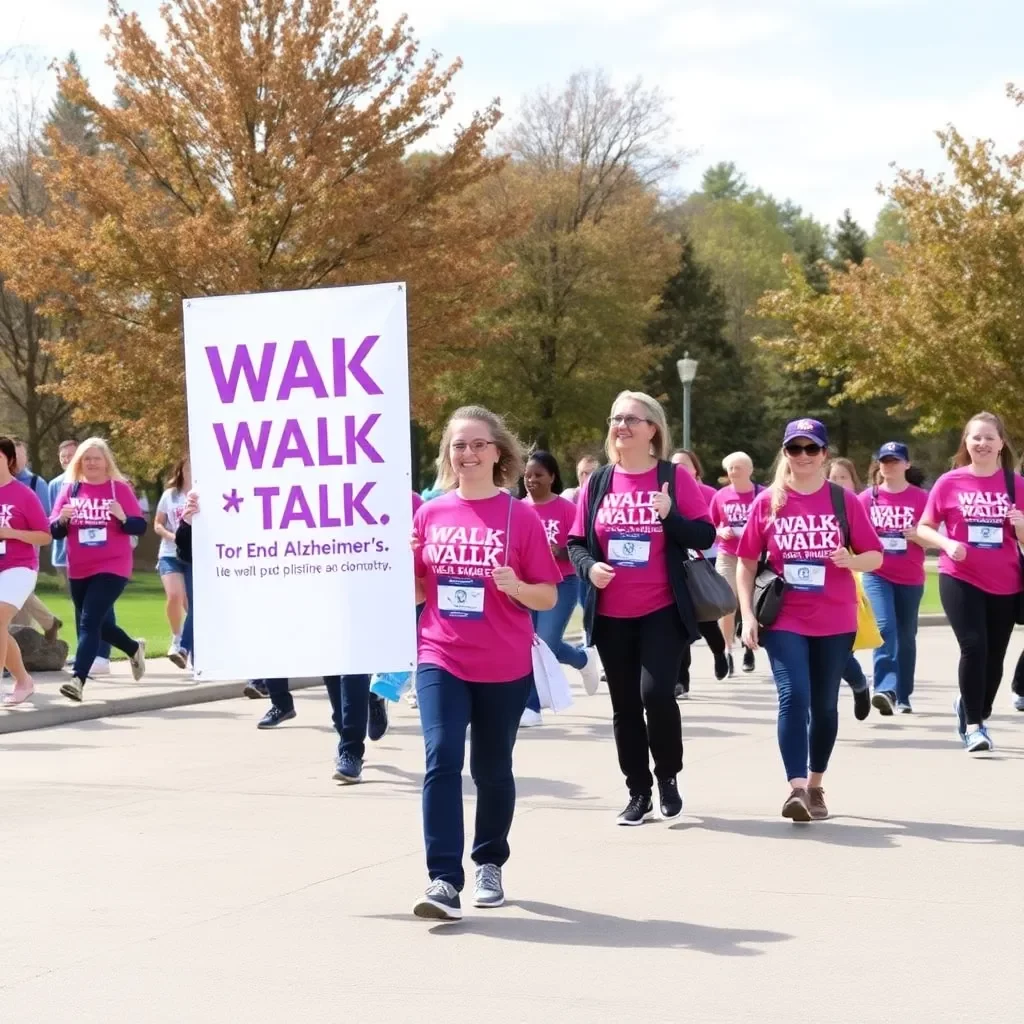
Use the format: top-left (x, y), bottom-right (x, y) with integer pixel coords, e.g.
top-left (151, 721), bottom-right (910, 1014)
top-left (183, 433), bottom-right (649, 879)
top-left (567, 460), bottom-right (715, 647)
top-left (175, 521), bottom-right (192, 565)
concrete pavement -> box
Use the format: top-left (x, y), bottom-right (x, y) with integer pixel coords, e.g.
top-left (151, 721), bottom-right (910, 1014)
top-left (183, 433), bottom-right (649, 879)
top-left (0, 628), bottom-right (1021, 1023)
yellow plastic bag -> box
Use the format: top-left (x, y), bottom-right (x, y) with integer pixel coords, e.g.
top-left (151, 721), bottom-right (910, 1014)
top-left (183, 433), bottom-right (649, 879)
top-left (853, 573), bottom-right (882, 651)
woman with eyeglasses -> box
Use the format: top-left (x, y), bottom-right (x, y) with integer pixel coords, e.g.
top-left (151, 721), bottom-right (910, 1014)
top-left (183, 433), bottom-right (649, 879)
top-left (915, 412), bottom-right (1024, 752)
top-left (568, 393), bottom-right (714, 826)
top-left (736, 420), bottom-right (882, 822)
top-left (858, 443), bottom-right (929, 716)
top-left (411, 406), bottom-right (560, 921)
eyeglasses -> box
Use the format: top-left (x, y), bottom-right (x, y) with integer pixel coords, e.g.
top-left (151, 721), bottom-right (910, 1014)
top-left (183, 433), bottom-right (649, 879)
top-left (784, 442), bottom-right (823, 456)
top-left (450, 440), bottom-right (496, 454)
top-left (608, 415), bottom-right (651, 428)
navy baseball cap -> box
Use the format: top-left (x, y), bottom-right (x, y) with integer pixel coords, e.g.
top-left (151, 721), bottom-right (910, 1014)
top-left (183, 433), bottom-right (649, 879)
top-left (875, 441), bottom-right (910, 461)
top-left (783, 418), bottom-right (829, 448)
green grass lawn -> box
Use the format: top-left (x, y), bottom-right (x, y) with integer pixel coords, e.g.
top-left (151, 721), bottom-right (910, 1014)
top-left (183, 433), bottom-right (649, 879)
top-left (34, 572), bottom-right (172, 660)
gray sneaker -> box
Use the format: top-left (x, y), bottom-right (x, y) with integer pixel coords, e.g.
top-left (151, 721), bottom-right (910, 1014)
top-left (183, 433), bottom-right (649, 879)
top-left (472, 864), bottom-right (505, 908)
top-left (413, 880), bottom-right (462, 921)
top-left (129, 639), bottom-right (147, 681)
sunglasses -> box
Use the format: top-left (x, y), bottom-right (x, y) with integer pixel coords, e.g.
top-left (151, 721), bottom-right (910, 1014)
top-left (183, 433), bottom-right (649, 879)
top-left (784, 442), bottom-right (823, 456)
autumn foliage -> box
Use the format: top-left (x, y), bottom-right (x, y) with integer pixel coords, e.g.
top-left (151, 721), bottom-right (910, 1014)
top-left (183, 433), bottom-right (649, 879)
top-left (0, 0), bottom-right (510, 468)
top-left (756, 85), bottom-right (1024, 440)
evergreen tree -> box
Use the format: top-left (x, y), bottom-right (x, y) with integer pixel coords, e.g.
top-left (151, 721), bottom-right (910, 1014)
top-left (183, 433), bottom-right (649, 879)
top-left (45, 53), bottom-right (98, 154)
top-left (700, 161), bottom-right (748, 201)
top-left (833, 208), bottom-right (869, 267)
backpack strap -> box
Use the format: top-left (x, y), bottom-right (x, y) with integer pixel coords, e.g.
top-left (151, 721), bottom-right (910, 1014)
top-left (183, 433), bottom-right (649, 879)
top-left (829, 481), bottom-right (851, 550)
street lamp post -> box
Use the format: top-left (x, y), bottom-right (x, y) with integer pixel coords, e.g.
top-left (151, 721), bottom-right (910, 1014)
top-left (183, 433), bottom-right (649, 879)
top-left (676, 351), bottom-right (699, 451)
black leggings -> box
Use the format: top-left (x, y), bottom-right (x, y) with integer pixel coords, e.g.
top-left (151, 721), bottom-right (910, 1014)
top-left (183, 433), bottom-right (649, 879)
top-left (939, 574), bottom-right (1017, 725)
top-left (593, 604), bottom-right (687, 797)
top-left (678, 621), bottom-right (726, 690)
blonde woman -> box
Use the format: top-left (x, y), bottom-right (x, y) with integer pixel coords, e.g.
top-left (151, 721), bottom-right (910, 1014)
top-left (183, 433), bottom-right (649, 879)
top-left (709, 452), bottom-right (761, 672)
top-left (736, 420), bottom-right (882, 821)
top-left (411, 406), bottom-right (560, 921)
top-left (50, 438), bottom-right (148, 702)
top-left (568, 392), bottom-right (714, 825)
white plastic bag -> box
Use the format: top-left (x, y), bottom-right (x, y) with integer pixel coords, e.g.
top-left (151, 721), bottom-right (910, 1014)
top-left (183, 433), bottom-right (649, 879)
top-left (531, 635), bottom-right (573, 712)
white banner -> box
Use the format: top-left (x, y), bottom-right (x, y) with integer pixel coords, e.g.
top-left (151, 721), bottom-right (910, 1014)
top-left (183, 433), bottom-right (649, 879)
top-left (183, 283), bottom-right (416, 681)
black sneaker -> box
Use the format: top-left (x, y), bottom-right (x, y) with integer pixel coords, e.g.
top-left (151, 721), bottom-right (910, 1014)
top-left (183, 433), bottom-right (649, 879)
top-left (657, 776), bottom-right (683, 820)
top-left (367, 693), bottom-right (389, 741)
top-left (713, 651), bottom-right (729, 680)
top-left (727, 653), bottom-right (735, 677)
top-left (413, 880), bottom-right (462, 921)
top-left (742, 647), bottom-right (755, 673)
top-left (872, 690), bottom-right (896, 716)
top-left (853, 687), bottom-right (871, 721)
top-left (332, 751), bottom-right (363, 784)
top-left (257, 706), bottom-right (296, 729)
top-left (617, 794), bottom-right (653, 826)
top-left (674, 682), bottom-right (689, 701)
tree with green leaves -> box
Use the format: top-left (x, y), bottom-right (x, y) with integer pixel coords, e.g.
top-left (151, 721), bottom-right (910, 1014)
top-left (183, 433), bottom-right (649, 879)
top-left (832, 208), bottom-right (869, 268)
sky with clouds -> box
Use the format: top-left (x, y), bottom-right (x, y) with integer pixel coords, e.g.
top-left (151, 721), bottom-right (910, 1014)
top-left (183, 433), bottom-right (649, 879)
top-left (3, 0), bottom-right (1023, 231)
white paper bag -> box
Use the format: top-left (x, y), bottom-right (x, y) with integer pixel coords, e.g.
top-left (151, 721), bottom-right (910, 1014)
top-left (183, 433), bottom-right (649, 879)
top-left (531, 635), bottom-right (574, 712)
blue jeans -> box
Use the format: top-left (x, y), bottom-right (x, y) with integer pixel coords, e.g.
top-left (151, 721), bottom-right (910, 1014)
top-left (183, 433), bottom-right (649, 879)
top-left (525, 576), bottom-right (586, 712)
top-left (861, 574), bottom-right (924, 704)
top-left (761, 629), bottom-right (856, 781)
top-left (417, 664), bottom-right (532, 890)
top-left (842, 653), bottom-right (867, 691)
top-left (181, 561), bottom-right (194, 656)
top-left (264, 675), bottom-right (371, 758)
top-left (69, 574), bottom-right (138, 680)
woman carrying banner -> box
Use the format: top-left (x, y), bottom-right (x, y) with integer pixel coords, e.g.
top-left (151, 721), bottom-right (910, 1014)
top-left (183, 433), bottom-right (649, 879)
top-left (411, 406), bottom-right (560, 921)
top-left (50, 438), bottom-right (148, 702)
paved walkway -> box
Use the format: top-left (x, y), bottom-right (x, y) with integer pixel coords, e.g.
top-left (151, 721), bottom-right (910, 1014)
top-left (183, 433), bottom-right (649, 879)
top-left (0, 629), bottom-right (1021, 1022)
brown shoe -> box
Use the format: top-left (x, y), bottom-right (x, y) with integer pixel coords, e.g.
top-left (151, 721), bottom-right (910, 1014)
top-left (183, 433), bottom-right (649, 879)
top-left (781, 787), bottom-right (811, 822)
top-left (44, 617), bottom-right (62, 643)
top-left (807, 787), bottom-right (829, 820)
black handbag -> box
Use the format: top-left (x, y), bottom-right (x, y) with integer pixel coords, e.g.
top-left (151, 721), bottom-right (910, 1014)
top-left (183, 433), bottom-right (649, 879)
top-left (752, 482), bottom-right (850, 629)
top-left (682, 552), bottom-right (737, 622)
top-left (1002, 465), bottom-right (1024, 625)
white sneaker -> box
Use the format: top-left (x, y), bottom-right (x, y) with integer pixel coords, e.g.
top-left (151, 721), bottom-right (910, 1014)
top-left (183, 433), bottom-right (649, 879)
top-left (579, 648), bottom-right (600, 696)
top-left (519, 708), bottom-right (543, 728)
top-left (130, 639), bottom-right (147, 681)
top-left (405, 690), bottom-right (418, 709)
top-left (90, 657), bottom-right (111, 675)
top-left (167, 644), bottom-right (188, 670)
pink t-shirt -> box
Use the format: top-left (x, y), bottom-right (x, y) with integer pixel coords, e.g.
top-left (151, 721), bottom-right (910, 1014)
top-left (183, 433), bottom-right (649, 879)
top-left (523, 494), bottom-right (576, 578)
top-left (709, 484), bottom-right (762, 557)
top-left (737, 482), bottom-right (883, 636)
top-left (857, 485), bottom-right (929, 587)
top-left (51, 479), bottom-right (144, 580)
top-left (570, 464), bottom-right (712, 619)
top-left (414, 492), bottom-right (561, 682)
top-left (0, 479), bottom-right (50, 572)
top-left (922, 467), bottom-right (1024, 595)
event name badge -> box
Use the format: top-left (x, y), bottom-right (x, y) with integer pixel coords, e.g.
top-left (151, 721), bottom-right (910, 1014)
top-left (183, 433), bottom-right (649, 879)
top-left (783, 560), bottom-right (826, 591)
top-left (438, 576), bottom-right (485, 619)
top-left (967, 522), bottom-right (1002, 549)
top-left (0, 540), bottom-right (6, 555)
top-left (607, 532), bottom-right (651, 568)
top-left (80, 526), bottom-right (108, 548)
top-left (879, 531), bottom-right (908, 554)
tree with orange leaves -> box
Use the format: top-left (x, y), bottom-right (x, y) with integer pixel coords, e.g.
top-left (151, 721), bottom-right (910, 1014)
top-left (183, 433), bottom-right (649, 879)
top-left (0, 0), bottom-right (509, 469)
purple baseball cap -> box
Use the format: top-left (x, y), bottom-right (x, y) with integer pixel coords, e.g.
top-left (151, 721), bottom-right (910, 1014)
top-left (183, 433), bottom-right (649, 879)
top-left (783, 418), bottom-right (829, 447)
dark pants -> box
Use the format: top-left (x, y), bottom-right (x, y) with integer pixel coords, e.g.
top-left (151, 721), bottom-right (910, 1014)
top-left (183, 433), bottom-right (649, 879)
top-left (417, 664), bottom-right (532, 891)
top-left (594, 604), bottom-right (687, 796)
top-left (841, 653), bottom-right (867, 692)
top-left (861, 573), bottom-right (924, 703)
top-left (678, 620), bottom-right (726, 690)
top-left (265, 675), bottom-right (372, 757)
top-left (761, 629), bottom-right (856, 780)
top-left (63, 568), bottom-right (112, 659)
top-left (69, 573), bottom-right (138, 681)
top-left (181, 561), bottom-right (194, 657)
top-left (939, 574), bottom-right (1017, 725)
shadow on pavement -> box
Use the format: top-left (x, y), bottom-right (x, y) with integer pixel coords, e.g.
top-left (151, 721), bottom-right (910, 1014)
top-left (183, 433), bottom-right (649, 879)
top-left (366, 900), bottom-right (791, 955)
top-left (673, 815), bottom-right (1024, 848)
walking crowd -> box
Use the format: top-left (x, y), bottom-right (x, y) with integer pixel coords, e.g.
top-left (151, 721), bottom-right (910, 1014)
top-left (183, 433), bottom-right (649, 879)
top-left (2, 402), bottom-right (1023, 922)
